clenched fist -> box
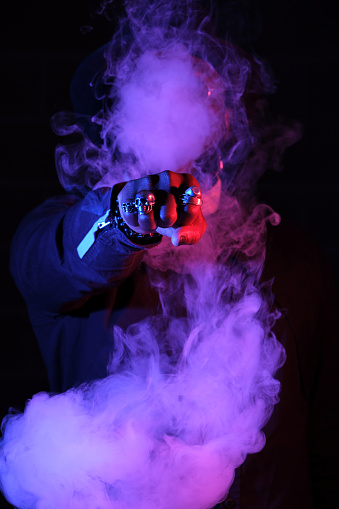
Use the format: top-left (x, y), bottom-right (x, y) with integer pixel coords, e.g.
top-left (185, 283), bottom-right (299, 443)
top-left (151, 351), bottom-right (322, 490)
top-left (117, 171), bottom-right (206, 246)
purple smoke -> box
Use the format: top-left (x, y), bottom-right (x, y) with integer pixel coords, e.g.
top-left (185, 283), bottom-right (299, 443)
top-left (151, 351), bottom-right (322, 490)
top-left (106, 46), bottom-right (226, 173)
top-left (0, 261), bottom-right (285, 509)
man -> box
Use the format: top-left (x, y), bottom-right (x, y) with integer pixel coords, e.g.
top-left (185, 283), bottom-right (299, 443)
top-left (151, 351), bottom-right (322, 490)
top-left (4, 4), bottom-right (339, 508)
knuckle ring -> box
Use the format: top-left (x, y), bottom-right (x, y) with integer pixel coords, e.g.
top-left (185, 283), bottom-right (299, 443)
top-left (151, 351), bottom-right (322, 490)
top-left (134, 192), bottom-right (155, 215)
top-left (122, 202), bottom-right (136, 214)
top-left (179, 186), bottom-right (203, 206)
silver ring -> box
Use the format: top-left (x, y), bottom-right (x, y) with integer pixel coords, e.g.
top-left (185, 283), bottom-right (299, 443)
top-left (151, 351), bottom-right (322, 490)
top-left (122, 192), bottom-right (156, 215)
top-left (179, 186), bottom-right (203, 206)
top-left (135, 192), bottom-right (155, 215)
top-left (122, 202), bottom-right (136, 214)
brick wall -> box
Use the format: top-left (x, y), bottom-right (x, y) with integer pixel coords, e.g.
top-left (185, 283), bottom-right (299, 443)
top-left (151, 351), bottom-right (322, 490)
top-left (0, 1), bottom-right (338, 507)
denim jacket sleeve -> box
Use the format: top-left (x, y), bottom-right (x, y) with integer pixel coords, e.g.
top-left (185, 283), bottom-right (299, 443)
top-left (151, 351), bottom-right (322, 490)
top-left (9, 187), bottom-right (149, 314)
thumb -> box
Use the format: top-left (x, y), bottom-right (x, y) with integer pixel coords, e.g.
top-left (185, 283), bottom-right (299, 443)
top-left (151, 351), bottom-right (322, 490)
top-left (170, 224), bottom-right (206, 247)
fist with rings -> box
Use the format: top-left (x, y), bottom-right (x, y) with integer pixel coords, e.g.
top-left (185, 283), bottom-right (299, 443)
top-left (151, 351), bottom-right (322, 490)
top-left (117, 170), bottom-right (206, 246)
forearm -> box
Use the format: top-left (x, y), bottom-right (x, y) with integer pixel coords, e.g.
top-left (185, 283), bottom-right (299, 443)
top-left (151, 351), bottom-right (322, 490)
top-left (10, 187), bottom-right (148, 313)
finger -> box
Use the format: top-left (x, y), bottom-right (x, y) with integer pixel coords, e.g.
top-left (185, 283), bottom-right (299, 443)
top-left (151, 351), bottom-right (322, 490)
top-left (118, 194), bottom-right (139, 229)
top-left (176, 201), bottom-right (202, 226)
top-left (155, 171), bottom-right (202, 227)
top-left (118, 178), bottom-right (154, 230)
top-left (175, 182), bottom-right (203, 227)
top-left (157, 192), bottom-right (178, 228)
top-left (135, 190), bottom-right (157, 232)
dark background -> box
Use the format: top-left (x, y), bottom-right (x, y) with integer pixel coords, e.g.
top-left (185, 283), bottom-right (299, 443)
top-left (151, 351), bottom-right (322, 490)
top-left (0, 1), bottom-right (338, 506)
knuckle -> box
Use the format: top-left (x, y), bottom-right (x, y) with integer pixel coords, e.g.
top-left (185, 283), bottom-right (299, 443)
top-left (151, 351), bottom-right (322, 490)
top-left (160, 210), bottom-right (177, 227)
top-left (137, 175), bottom-right (153, 190)
top-left (158, 170), bottom-right (173, 189)
top-left (159, 170), bottom-right (172, 178)
top-left (183, 173), bottom-right (200, 187)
